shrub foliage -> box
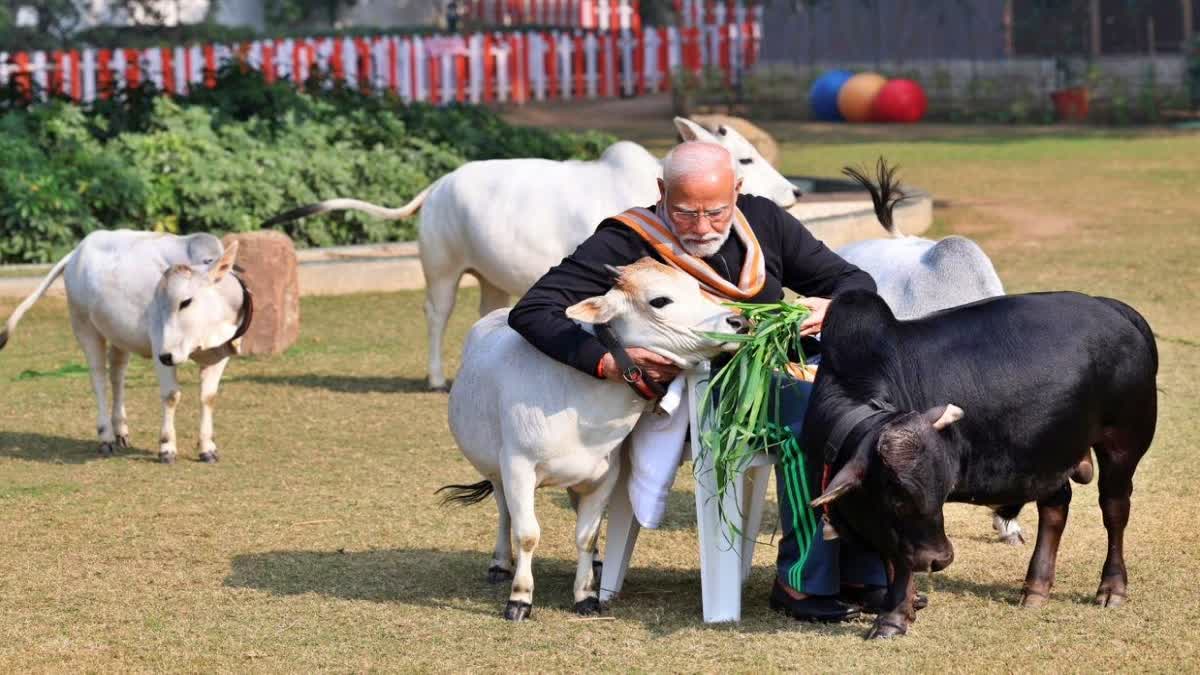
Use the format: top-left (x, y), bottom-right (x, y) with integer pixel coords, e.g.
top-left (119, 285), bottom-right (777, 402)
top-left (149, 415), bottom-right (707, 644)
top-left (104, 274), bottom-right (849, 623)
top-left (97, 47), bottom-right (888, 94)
top-left (0, 67), bottom-right (616, 263)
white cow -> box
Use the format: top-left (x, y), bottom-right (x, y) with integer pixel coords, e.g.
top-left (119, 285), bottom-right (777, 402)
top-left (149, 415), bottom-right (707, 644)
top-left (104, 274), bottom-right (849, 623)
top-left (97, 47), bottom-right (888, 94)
top-left (834, 160), bottom-right (1024, 545)
top-left (1, 231), bottom-right (251, 463)
top-left (440, 258), bottom-right (747, 620)
top-left (263, 117), bottom-right (799, 390)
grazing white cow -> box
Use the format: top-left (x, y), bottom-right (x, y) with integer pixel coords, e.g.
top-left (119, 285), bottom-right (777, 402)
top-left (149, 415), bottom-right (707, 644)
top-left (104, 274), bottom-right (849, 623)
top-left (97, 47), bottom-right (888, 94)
top-left (439, 258), bottom-right (747, 620)
top-left (263, 117), bottom-right (799, 390)
top-left (835, 161), bottom-right (1024, 545)
top-left (1, 231), bottom-right (252, 463)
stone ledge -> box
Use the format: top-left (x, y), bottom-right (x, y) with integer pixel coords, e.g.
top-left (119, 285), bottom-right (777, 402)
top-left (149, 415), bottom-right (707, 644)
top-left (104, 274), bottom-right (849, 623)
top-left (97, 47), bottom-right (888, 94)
top-left (0, 183), bottom-right (931, 299)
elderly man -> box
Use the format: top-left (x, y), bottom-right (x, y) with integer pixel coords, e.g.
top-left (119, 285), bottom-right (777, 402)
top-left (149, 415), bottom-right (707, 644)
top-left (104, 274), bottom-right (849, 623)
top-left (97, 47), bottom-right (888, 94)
top-left (509, 141), bottom-right (884, 622)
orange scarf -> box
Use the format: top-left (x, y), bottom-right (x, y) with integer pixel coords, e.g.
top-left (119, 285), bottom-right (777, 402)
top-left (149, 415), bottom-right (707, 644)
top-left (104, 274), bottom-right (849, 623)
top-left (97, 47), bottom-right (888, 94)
top-left (610, 206), bottom-right (766, 301)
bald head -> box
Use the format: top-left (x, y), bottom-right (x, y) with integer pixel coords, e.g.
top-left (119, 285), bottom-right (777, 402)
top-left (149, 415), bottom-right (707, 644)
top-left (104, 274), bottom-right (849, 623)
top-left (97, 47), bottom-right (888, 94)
top-left (657, 142), bottom-right (743, 258)
top-left (661, 141), bottom-right (739, 191)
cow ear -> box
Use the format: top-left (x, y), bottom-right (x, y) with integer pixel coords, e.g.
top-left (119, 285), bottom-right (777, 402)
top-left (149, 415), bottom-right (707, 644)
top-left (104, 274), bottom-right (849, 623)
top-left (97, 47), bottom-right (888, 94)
top-left (209, 240), bottom-right (239, 283)
top-left (673, 117), bottom-right (717, 142)
top-left (566, 296), bottom-right (618, 325)
top-left (810, 453), bottom-right (867, 508)
top-left (925, 404), bottom-right (964, 431)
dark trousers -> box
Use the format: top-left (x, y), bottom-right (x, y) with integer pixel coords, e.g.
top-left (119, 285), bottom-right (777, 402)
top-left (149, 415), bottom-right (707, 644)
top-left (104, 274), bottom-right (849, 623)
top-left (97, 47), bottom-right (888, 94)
top-left (771, 371), bottom-right (886, 595)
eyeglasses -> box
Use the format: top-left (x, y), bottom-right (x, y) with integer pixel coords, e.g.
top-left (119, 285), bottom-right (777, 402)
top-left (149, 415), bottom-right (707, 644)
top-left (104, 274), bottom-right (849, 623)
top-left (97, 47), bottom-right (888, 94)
top-left (669, 204), bottom-right (732, 225)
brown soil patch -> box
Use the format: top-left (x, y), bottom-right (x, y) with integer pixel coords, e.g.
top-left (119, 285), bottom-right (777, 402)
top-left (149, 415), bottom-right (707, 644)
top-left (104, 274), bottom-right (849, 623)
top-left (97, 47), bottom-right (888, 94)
top-left (937, 198), bottom-right (1078, 251)
top-left (499, 94), bottom-right (676, 141)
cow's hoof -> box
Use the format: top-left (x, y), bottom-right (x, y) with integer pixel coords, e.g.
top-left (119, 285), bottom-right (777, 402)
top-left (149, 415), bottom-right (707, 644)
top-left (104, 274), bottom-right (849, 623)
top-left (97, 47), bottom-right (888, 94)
top-left (1020, 589), bottom-right (1049, 608)
top-left (503, 600), bottom-right (533, 621)
top-left (1099, 578), bottom-right (1123, 605)
top-left (866, 618), bottom-right (907, 640)
top-left (199, 451), bottom-right (219, 463)
top-left (573, 597), bottom-right (603, 616)
top-left (158, 451), bottom-right (177, 465)
top-left (98, 442), bottom-right (115, 458)
top-left (487, 566), bottom-right (514, 584)
top-left (116, 435), bottom-right (129, 449)
top-left (999, 532), bottom-right (1026, 546)
top-left (428, 383), bottom-right (450, 393)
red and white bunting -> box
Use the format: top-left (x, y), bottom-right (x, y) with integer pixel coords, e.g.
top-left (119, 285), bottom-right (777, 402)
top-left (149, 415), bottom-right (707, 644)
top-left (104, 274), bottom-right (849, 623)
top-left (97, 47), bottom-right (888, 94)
top-left (4, 2), bottom-right (758, 105)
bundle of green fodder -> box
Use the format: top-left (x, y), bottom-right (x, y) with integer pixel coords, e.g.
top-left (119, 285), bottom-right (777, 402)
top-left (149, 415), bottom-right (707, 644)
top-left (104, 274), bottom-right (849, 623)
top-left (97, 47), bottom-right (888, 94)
top-left (699, 299), bottom-right (814, 538)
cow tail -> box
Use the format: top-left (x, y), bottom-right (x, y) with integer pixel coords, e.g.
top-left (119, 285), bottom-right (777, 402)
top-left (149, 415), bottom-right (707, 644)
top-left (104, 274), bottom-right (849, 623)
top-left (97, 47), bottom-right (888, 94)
top-left (260, 184), bottom-right (434, 227)
top-left (1, 249), bottom-right (75, 351)
top-left (842, 157), bottom-right (906, 238)
top-left (436, 479), bottom-right (495, 506)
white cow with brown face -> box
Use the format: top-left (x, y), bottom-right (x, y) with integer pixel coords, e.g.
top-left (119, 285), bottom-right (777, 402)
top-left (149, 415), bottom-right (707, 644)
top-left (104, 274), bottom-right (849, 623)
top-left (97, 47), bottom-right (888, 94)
top-left (440, 258), bottom-right (747, 621)
top-left (1, 230), bottom-right (251, 463)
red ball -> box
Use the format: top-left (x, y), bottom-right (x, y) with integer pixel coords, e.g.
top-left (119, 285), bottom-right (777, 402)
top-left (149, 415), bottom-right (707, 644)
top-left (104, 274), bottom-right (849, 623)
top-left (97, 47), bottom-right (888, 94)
top-left (871, 79), bottom-right (928, 123)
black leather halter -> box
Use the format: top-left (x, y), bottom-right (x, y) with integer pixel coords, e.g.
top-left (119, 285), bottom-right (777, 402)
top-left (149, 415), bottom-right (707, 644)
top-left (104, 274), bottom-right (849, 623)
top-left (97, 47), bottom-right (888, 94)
top-left (595, 323), bottom-right (667, 401)
top-left (222, 275), bottom-right (253, 352)
top-left (823, 398), bottom-right (897, 464)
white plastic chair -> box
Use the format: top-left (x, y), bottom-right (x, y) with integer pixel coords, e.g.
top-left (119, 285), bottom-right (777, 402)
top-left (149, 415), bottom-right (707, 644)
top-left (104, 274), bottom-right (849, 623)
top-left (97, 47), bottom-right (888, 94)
top-left (599, 362), bottom-right (777, 622)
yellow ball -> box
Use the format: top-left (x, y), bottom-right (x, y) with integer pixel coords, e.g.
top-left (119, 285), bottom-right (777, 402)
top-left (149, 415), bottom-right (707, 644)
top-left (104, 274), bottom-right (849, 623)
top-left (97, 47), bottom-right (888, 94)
top-left (837, 72), bottom-right (888, 123)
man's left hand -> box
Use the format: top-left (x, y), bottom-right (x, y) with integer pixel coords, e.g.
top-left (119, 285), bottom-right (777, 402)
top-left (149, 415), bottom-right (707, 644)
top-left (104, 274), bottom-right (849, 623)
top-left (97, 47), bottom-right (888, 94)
top-left (797, 297), bottom-right (831, 337)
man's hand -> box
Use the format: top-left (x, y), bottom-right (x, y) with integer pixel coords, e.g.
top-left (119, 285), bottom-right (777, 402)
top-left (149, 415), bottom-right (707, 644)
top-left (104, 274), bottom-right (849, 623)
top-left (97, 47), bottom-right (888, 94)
top-left (599, 348), bottom-right (682, 384)
top-left (797, 297), bottom-right (832, 337)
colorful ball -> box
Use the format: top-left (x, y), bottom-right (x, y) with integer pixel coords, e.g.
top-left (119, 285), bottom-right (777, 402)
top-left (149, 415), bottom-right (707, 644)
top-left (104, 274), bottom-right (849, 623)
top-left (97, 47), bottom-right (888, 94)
top-left (808, 70), bottom-right (854, 122)
top-left (871, 79), bottom-right (928, 123)
top-left (836, 72), bottom-right (888, 123)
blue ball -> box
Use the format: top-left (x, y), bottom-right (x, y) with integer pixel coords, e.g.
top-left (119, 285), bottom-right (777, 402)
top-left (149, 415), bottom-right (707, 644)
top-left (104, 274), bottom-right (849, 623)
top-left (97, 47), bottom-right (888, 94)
top-left (809, 70), bottom-right (854, 122)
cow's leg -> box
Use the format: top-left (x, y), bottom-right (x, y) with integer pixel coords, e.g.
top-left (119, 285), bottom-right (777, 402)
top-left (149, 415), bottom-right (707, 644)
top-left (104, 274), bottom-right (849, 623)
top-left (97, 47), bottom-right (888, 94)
top-left (501, 458), bottom-right (539, 621)
top-left (867, 560), bottom-right (915, 639)
top-left (423, 272), bottom-right (462, 391)
top-left (196, 357), bottom-right (229, 463)
top-left (1020, 482), bottom-right (1072, 608)
top-left (71, 316), bottom-right (115, 456)
top-left (488, 478), bottom-right (515, 583)
top-left (153, 362), bottom-right (182, 464)
top-left (992, 503), bottom-right (1025, 545)
top-left (566, 489), bottom-right (603, 580)
top-left (570, 467), bottom-right (620, 615)
top-left (108, 346), bottom-right (130, 450)
top-left (477, 277), bottom-right (509, 316)
top-left (1093, 430), bottom-right (1148, 608)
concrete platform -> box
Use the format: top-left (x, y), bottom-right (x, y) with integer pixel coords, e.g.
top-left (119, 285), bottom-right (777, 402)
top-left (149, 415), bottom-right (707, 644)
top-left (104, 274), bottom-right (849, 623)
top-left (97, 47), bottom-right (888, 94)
top-left (0, 182), bottom-right (931, 299)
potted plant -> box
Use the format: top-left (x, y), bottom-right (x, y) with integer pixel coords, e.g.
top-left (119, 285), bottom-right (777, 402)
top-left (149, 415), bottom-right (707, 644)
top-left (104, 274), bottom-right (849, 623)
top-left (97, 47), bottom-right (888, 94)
top-left (1051, 55), bottom-right (1090, 122)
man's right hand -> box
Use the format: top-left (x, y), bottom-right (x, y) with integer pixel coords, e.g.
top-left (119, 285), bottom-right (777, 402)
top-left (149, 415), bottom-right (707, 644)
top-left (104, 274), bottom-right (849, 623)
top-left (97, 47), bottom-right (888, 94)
top-left (599, 348), bottom-right (682, 384)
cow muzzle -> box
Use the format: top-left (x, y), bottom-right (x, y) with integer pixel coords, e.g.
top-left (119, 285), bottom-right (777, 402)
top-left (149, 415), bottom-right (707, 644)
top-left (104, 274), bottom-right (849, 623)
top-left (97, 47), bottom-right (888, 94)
top-left (725, 315), bottom-right (750, 334)
top-left (912, 545), bottom-right (955, 573)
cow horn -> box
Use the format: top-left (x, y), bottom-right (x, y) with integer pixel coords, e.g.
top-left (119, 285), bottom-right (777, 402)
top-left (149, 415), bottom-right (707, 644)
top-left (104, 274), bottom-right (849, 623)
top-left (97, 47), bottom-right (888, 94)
top-left (603, 264), bottom-right (623, 280)
top-left (810, 459), bottom-right (866, 508)
top-left (929, 404), bottom-right (964, 431)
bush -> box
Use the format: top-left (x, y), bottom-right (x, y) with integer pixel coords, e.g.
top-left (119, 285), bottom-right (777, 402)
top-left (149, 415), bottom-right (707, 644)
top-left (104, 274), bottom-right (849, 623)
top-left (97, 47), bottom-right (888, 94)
top-left (0, 67), bottom-right (617, 263)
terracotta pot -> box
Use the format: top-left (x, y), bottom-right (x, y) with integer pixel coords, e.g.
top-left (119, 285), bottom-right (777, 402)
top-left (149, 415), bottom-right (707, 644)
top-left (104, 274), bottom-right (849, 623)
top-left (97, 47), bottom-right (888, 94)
top-left (1051, 87), bottom-right (1090, 122)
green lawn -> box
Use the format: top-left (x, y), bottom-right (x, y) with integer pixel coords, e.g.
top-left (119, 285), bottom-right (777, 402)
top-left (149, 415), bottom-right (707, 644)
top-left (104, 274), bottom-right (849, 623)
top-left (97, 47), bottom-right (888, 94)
top-left (1, 124), bottom-right (1198, 671)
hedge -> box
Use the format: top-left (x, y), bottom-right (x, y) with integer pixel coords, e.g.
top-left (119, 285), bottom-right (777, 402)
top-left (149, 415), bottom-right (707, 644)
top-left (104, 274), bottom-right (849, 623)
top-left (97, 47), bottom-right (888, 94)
top-left (0, 67), bottom-right (616, 263)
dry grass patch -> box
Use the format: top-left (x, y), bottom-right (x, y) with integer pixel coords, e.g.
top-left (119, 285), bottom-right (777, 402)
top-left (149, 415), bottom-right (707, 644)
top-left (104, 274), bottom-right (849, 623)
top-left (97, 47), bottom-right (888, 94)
top-left (1, 127), bottom-right (1198, 671)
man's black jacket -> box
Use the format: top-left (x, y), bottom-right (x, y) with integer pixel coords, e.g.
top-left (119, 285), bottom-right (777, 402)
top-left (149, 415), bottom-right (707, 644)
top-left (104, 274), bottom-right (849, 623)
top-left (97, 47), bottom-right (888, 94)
top-left (507, 193), bottom-right (877, 378)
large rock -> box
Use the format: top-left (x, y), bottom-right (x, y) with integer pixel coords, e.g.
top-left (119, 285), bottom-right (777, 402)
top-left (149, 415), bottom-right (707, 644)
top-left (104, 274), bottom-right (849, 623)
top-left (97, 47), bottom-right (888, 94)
top-left (221, 231), bottom-right (300, 356)
top-left (690, 114), bottom-right (780, 168)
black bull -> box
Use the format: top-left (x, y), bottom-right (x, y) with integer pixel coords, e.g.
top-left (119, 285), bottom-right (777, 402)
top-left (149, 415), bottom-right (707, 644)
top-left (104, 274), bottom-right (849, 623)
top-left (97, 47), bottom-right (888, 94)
top-left (803, 289), bottom-right (1158, 639)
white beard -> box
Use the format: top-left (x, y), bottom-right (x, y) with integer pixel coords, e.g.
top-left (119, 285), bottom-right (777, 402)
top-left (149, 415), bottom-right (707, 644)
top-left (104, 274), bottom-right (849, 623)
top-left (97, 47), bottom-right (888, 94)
top-left (658, 202), bottom-right (733, 258)
top-left (680, 233), bottom-right (730, 258)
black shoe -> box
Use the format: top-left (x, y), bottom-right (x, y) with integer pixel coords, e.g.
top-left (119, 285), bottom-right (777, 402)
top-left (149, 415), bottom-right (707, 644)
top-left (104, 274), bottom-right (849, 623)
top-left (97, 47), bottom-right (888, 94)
top-left (839, 585), bottom-right (929, 613)
top-left (769, 581), bottom-right (861, 622)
